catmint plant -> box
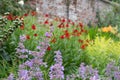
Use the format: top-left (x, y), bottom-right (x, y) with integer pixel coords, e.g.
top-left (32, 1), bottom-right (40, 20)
top-left (49, 50), bottom-right (64, 80)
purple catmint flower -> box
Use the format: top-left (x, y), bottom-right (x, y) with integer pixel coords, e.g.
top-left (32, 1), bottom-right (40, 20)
top-left (79, 63), bottom-right (99, 80)
top-left (90, 76), bottom-right (98, 80)
top-left (114, 71), bottom-right (120, 80)
top-left (45, 32), bottom-right (52, 38)
top-left (54, 50), bottom-right (63, 64)
top-left (36, 46), bottom-right (41, 50)
top-left (20, 35), bottom-right (26, 42)
top-left (49, 50), bottom-right (64, 80)
top-left (15, 35), bottom-right (50, 80)
top-left (24, 60), bottom-right (33, 68)
top-left (34, 71), bottom-right (44, 80)
top-left (79, 63), bottom-right (86, 79)
top-left (18, 70), bottom-right (30, 80)
top-left (18, 55), bottom-right (28, 59)
top-left (19, 64), bottom-right (26, 69)
top-left (7, 73), bottom-right (14, 80)
top-left (105, 61), bottom-right (119, 79)
top-left (49, 64), bottom-right (64, 80)
top-left (18, 42), bottom-right (25, 49)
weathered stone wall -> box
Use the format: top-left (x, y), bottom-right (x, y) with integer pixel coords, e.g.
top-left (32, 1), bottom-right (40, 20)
top-left (29, 0), bottom-right (114, 25)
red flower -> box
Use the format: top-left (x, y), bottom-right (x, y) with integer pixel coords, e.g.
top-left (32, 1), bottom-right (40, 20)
top-left (71, 22), bottom-right (75, 26)
top-left (58, 23), bottom-right (64, 28)
top-left (31, 11), bottom-right (37, 16)
top-left (32, 24), bottom-right (36, 30)
top-left (44, 20), bottom-right (49, 24)
top-left (66, 23), bottom-right (69, 27)
top-left (81, 44), bottom-right (88, 49)
top-left (26, 35), bottom-right (30, 40)
top-left (79, 22), bottom-right (83, 28)
top-left (72, 29), bottom-right (81, 36)
top-left (61, 18), bottom-right (65, 23)
top-left (7, 14), bottom-right (13, 20)
top-left (68, 19), bottom-right (71, 23)
top-left (34, 33), bottom-right (38, 37)
top-left (60, 35), bottom-right (65, 39)
top-left (47, 46), bottom-right (51, 51)
top-left (73, 29), bottom-right (78, 33)
top-left (76, 32), bottom-right (81, 36)
top-left (20, 25), bottom-right (24, 30)
top-left (24, 13), bottom-right (28, 17)
top-left (64, 30), bottom-right (68, 33)
top-left (81, 44), bottom-right (86, 49)
top-left (45, 14), bottom-right (49, 17)
top-left (78, 39), bottom-right (83, 43)
top-left (51, 38), bottom-right (56, 43)
top-left (65, 32), bottom-right (70, 39)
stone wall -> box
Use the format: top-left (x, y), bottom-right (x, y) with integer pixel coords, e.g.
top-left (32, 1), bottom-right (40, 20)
top-left (29, 0), bottom-right (114, 25)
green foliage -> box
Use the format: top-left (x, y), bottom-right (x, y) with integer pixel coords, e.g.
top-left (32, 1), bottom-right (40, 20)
top-left (85, 36), bottom-right (120, 73)
top-left (0, 0), bottom-right (32, 15)
top-left (44, 24), bottom-right (89, 75)
top-left (110, 0), bottom-right (120, 3)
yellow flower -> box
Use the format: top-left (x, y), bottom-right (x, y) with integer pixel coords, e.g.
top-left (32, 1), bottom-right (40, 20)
top-left (107, 25), bottom-right (112, 31)
top-left (102, 27), bottom-right (109, 32)
top-left (101, 25), bottom-right (113, 32)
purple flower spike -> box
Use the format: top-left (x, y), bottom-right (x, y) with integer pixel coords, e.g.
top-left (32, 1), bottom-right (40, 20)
top-left (49, 50), bottom-right (64, 80)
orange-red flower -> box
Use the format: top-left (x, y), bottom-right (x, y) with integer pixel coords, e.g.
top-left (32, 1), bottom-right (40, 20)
top-left (34, 33), bottom-right (38, 37)
top-left (47, 46), bottom-right (51, 51)
top-left (81, 44), bottom-right (86, 49)
top-left (60, 35), bottom-right (65, 39)
top-left (24, 13), bottom-right (28, 17)
top-left (68, 19), bottom-right (71, 23)
top-left (73, 29), bottom-right (78, 33)
top-left (26, 35), bottom-right (30, 40)
top-left (79, 22), bottom-right (83, 28)
top-left (71, 22), bottom-right (75, 26)
top-left (6, 14), bottom-right (13, 20)
top-left (61, 18), bottom-right (65, 23)
top-left (66, 23), bottom-right (69, 27)
top-left (44, 20), bottom-right (49, 24)
top-left (31, 11), bottom-right (37, 16)
top-left (78, 39), bottom-right (83, 43)
top-left (32, 24), bottom-right (36, 30)
top-left (81, 44), bottom-right (88, 49)
top-left (72, 29), bottom-right (81, 36)
top-left (58, 23), bottom-right (64, 28)
top-left (45, 14), bottom-right (49, 17)
top-left (20, 25), bottom-right (24, 30)
top-left (51, 38), bottom-right (56, 43)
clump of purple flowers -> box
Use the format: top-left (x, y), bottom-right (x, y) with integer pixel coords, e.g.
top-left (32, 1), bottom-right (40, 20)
top-left (78, 63), bottom-right (99, 80)
top-left (105, 61), bottom-right (120, 80)
top-left (66, 63), bottom-right (100, 80)
top-left (7, 35), bottom-right (50, 80)
top-left (49, 50), bottom-right (64, 80)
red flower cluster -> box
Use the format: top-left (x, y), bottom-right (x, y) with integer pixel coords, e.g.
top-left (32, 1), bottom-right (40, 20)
top-left (31, 11), bottom-right (37, 16)
top-left (26, 35), bottom-right (30, 40)
top-left (58, 23), bottom-right (64, 28)
top-left (20, 25), bottom-right (24, 30)
top-left (47, 46), bottom-right (51, 51)
top-left (31, 24), bottom-right (36, 30)
top-left (51, 38), bottom-right (56, 43)
top-left (60, 30), bottom-right (70, 39)
top-left (44, 19), bottom-right (49, 25)
top-left (34, 33), bottom-right (38, 37)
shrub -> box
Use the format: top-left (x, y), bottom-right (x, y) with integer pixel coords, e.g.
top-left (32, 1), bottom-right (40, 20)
top-left (85, 36), bottom-right (120, 72)
top-left (0, 0), bottom-right (32, 15)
